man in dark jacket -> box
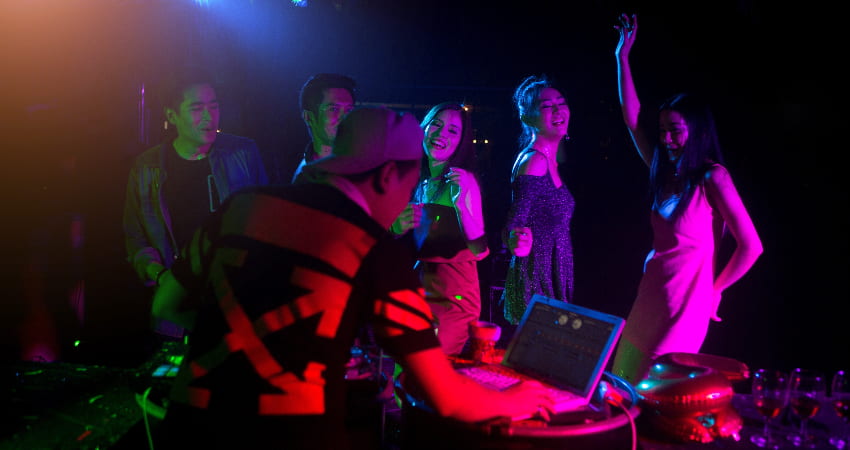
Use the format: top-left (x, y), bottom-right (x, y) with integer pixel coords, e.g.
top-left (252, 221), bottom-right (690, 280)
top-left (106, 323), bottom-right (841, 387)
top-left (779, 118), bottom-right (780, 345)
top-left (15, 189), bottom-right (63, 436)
top-left (123, 65), bottom-right (268, 340)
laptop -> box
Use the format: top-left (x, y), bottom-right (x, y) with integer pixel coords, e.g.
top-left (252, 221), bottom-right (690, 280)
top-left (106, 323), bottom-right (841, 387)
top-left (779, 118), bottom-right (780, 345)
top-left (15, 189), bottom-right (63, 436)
top-left (458, 294), bottom-right (625, 420)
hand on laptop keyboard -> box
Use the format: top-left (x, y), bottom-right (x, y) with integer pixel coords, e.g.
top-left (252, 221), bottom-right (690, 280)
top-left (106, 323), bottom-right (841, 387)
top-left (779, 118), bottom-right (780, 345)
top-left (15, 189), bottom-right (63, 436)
top-left (501, 380), bottom-right (556, 421)
top-left (461, 371), bottom-right (557, 421)
top-left (458, 366), bottom-right (556, 421)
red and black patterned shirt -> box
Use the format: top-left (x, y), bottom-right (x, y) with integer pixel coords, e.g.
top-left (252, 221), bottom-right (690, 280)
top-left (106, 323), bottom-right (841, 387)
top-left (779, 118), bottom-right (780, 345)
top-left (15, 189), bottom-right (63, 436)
top-left (161, 183), bottom-right (439, 449)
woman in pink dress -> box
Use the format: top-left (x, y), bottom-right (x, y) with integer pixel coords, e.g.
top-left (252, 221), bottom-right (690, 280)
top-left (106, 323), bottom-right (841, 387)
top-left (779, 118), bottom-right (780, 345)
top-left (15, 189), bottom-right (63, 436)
top-left (610, 14), bottom-right (764, 384)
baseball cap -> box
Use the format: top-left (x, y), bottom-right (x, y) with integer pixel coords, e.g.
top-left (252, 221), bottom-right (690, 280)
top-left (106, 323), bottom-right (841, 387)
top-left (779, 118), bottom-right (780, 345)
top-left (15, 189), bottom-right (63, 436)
top-left (305, 106), bottom-right (424, 175)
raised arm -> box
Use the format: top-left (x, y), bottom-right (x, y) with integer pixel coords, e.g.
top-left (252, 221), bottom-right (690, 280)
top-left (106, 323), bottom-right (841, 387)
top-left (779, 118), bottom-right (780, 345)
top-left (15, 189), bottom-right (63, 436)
top-left (615, 13), bottom-right (653, 167)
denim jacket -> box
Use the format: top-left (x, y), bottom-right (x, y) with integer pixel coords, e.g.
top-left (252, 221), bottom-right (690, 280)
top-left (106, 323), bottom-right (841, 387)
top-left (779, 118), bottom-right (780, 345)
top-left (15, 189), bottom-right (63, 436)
top-left (123, 133), bottom-right (269, 286)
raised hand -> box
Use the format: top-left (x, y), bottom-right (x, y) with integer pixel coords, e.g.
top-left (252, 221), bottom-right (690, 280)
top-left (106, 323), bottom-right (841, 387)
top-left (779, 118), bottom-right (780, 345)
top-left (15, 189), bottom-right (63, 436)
top-left (614, 13), bottom-right (637, 60)
top-left (614, 12), bottom-right (652, 166)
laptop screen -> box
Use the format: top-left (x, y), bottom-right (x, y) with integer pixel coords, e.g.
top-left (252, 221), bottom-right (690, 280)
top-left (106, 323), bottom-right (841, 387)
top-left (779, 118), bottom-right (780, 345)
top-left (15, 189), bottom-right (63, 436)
top-left (502, 295), bottom-right (625, 398)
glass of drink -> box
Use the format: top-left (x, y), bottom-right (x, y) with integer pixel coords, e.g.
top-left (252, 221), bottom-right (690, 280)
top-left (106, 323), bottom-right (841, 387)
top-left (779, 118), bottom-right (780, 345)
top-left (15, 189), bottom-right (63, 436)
top-left (788, 368), bottom-right (826, 448)
top-left (830, 370), bottom-right (850, 449)
top-left (750, 369), bottom-right (788, 449)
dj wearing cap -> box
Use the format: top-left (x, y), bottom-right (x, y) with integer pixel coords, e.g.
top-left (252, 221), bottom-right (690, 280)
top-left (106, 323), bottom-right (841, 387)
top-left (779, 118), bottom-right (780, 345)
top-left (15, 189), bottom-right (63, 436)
top-left (150, 107), bottom-right (555, 449)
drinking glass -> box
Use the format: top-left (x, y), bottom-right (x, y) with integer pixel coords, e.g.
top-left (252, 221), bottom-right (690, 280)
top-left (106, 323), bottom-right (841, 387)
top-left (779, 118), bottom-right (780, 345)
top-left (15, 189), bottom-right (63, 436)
top-left (829, 370), bottom-right (850, 449)
top-left (787, 368), bottom-right (826, 448)
top-left (750, 369), bottom-right (789, 449)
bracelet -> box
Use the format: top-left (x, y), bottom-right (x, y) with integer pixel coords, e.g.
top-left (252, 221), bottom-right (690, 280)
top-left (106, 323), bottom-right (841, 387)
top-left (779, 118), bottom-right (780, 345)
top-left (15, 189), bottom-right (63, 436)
top-left (155, 267), bottom-right (168, 285)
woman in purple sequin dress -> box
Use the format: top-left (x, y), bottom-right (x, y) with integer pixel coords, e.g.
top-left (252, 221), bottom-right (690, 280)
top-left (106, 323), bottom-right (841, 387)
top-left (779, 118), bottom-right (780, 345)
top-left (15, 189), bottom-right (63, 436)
top-left (502, 75), bottom-right (575, 325)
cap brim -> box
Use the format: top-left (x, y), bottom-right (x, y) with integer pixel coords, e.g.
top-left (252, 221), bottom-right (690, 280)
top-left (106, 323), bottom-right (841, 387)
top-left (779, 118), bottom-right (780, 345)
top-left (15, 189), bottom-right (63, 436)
top-left (304, 154), bottom-right (382, 175)
top-left (304, 106), bottom-right (424, 175)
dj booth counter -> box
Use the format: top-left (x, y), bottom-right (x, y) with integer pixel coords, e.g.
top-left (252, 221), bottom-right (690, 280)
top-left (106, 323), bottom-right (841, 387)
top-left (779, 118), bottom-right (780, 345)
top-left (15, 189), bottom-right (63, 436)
top-left (396, 371), bottom-right (641, 450)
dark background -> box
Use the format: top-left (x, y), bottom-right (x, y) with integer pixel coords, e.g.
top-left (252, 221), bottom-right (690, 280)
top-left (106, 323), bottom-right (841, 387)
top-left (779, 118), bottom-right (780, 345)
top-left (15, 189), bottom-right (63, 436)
top-left (0, 0), bottom-right (843, 375)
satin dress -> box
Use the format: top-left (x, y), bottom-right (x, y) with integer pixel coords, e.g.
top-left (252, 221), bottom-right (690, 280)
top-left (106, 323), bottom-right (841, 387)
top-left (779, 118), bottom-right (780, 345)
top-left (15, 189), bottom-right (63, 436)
top-left (612, 178), bottom-right (720, 384)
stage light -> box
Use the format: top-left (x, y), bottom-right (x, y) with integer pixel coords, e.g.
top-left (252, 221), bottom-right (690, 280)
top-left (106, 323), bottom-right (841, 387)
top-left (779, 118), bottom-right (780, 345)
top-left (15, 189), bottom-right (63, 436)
top-left (291, 0), bottom-right (308, 6)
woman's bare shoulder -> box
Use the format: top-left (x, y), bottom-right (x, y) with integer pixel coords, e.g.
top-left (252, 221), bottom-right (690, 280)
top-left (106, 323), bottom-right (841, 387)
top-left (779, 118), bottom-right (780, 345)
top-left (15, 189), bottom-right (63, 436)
top-left (514, 150), bottom-right (549, 177)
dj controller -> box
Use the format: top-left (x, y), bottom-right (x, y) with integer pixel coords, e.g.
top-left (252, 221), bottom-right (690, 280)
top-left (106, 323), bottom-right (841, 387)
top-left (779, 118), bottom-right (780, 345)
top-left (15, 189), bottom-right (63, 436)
top-left (1, 341), bottom-right (186, 450)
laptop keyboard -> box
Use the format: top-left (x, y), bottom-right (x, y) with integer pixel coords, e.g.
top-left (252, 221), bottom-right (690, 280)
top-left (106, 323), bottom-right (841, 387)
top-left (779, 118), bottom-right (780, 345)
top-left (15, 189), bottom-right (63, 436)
top-left (459, 365), bottom-right (521, 390)
top-left (458, 366), bottom-right (580, 404)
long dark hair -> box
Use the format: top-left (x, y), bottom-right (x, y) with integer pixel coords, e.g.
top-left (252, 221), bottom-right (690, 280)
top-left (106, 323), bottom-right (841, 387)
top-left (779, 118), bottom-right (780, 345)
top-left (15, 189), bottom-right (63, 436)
top-left (649, 92), bottom-right (725, 219)
top-left (417, 102), bottom-right (477, 201)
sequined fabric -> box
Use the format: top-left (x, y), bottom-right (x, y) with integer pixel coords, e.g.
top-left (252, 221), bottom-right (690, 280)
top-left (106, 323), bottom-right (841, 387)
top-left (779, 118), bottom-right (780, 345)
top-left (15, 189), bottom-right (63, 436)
top-left (502, 174), bottom-right (575, 324)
